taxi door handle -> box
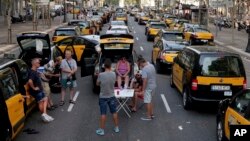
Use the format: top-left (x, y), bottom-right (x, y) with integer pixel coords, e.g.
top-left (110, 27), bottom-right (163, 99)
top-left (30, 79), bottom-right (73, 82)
top-left (237, 121), bottom-right (241, 124)
top-left (18, 99), bottom-right (23, 103)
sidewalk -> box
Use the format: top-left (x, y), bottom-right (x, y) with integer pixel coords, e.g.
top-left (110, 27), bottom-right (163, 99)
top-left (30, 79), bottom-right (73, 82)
top-left (0, 15), bottom-right (69, 55)
top-left (209, 23), bottom-right (250, 58)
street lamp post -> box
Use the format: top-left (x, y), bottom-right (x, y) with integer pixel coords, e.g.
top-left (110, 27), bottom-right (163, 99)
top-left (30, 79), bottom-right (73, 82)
top-left (246, 25), bottom-right (250, 53)
top-left (73, 0), bottom-right (75, 19)
top-left (63, 0), bottom-right (67, 22)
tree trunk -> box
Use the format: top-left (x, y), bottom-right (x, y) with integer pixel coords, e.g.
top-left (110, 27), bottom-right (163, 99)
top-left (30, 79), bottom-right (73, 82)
top-left (7, 0), bottom-right (12, 44)
top-left (246, 26), bottom-right (250, 53)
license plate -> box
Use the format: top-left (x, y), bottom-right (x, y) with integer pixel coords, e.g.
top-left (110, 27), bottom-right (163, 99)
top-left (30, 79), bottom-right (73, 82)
top-left (224, 91), bottom-right (232, 96)
top-left (201, 40), bottom-right (208, 42)
top-left (211, 85), bottom-right (230, 91)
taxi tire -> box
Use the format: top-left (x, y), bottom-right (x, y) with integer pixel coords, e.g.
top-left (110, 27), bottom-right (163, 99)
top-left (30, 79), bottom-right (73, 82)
top-left (170, 73), bottom-right (175, 88)
top-left (155, 60), bottom-right (162, 74)
top-left (183, 87), bottom-right (192, 110)
top-left (147, 35), bottom-right (151, 41)
top-left (216, 119), bottom-right (227, 141)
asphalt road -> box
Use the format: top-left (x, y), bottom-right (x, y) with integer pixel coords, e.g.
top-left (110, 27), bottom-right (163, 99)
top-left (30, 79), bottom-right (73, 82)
top-left (15, 15), bottom-right (250, 141)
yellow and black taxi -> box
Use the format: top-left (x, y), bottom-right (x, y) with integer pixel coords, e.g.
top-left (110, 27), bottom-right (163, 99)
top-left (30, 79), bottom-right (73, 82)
top-left (68, 20), bottom-right (92, 35)
top-left (113, 12), bottom-right (128, 24)
top-left (138, 14), bottom-right (151, 25)
top-left (52, 26), bottom-right (81, 43)
top-left (151, 31), bottom-right (188, 73)
top-left (0, 57), bottom-right (32, 141)
top-left (170, 46), bottom-right (247, 110)
top-left (163, 15), bottom-right (177, 26)
top-left (52, 35), bottom-right (100, 64)
top-left (216, 89), bottom-right (250, 141)
top-left (183, 26), bottom-right (214, 45)
top-left (145, 19), bottom-right (161, 34)
top-left (169, 19), bottom-right (190, 30)
top-left (80, 33), bottom-right (139, 93)
top-left (146, 22), bottom-right (167, 41)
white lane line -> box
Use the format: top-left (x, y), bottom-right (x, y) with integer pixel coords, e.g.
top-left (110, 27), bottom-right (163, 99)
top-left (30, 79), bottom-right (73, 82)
top-left (67, 91), bottom-right (80, 112)
top-left (160, 94), bottom-right (172, 113)
top-left (134, 31), bottom-right (136, 34)
top-left (140, 46), bottom-right (144, 51)
top-left (136, 37), bottom-right (139, 40)
top-left (178, 126), bottom-right (183, 131)
top-left (214, 40), bottom-right (225, 46)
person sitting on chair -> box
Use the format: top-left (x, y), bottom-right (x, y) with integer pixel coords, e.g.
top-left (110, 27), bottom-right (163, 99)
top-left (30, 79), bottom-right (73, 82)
top-left (115, 56), bottom-right (130, 89)
top-left (129, 70), bottom-right (143, 112)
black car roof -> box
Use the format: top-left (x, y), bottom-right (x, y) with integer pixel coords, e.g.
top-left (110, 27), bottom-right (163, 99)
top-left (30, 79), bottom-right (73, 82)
top-left (186, 46), bottom-right (239, 56)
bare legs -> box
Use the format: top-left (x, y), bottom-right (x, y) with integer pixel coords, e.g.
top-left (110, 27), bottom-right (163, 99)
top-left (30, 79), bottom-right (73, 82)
top-left (99, 113), bottom-right (118, 129)
top-left (117, 75), bottom-right (129, 88)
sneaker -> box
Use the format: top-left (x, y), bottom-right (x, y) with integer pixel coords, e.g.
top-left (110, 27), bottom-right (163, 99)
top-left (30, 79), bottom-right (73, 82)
top-left (141, 116), bottom-right (152, 121)
top-left (96, 128), bottom-right (104, 136)
top-left (113, 127), bottom-right (120, 133)
top-left (151, 114), bottom-right (155, 119)
top-left (41, 114), bottom-right (50, 122)
top-left (45, 114), bottom-right (54, 121)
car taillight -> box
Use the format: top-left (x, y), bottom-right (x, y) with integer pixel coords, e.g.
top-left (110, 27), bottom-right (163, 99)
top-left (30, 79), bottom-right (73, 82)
top-left (52, 37), bottom-right (56, 41)
top-left (243, 79), bottom-right (247, 89)
top-left (191, 79), bottom-right (198, 91)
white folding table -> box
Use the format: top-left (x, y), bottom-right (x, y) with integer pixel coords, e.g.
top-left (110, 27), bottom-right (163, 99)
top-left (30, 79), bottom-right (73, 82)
top-left (114, 89), bottom-right (134, 118)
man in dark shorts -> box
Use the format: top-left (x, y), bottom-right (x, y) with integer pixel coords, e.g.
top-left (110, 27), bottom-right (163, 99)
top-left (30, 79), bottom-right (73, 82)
top-left (28, 58), bottom-right (54, 122)
top-left (96, 59), bottom-right (119, 136)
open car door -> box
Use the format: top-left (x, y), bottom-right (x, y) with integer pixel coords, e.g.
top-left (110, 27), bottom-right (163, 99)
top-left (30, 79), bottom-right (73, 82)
top-left (81, 48), bottom-right (98, 77)
top-left (0, 68), bottom-right (25, 140)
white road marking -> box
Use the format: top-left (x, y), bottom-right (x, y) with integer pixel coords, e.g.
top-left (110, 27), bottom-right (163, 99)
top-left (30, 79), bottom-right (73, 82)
top-left (186, 121), bottom-right (191, 124)
top-left (67, 91), bottom-right (80, 112)
top-left (160, 94), bottom-right (172, 113)
top-left (140, 46), bottom-right (144, 51)
top-left (214, 40), bottom-right (225, 46)
top-left (134, 31), bottom-right (136, 34)
top-left (178, 126), bottom-right (183, 130)
top-left (136, 37), bottom-right (139, 40)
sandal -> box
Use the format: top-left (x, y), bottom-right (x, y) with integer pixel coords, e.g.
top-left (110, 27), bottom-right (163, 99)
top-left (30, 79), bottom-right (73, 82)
top-left (59, 101), bottom-right (65, 106)
top-left (69, 100), bottom-right (75, 104)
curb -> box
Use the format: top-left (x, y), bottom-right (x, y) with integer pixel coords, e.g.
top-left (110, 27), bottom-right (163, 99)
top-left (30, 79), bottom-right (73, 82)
top-left (214, 40), bottom-right (250, 59)
top-left (0, 22), bottom-right (67, 56)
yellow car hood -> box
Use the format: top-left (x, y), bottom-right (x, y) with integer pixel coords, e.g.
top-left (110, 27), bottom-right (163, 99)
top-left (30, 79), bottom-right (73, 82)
top-left (163, 52), bottom-right (178, 63)
top-left (149, 28), bottom-right (160, 35)
top-left (195, 32), bottom-right (213, 39)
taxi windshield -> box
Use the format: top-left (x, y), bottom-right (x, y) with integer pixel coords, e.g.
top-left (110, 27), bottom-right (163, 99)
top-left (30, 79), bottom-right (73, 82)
top-left (200, 55), bottom-right (244, 77)
top-left (163, 33), bottom-right (184, 41)
top-left (103, 43), bottom-right (130, 50)
top-left (20, 39), bottom-right (49, 50)
top-left (151, 24), bottom-right (166, 29)
top-left (194, 28), bottom-right (210, 33)
top-left (54, 30), bottom-right (76, 36)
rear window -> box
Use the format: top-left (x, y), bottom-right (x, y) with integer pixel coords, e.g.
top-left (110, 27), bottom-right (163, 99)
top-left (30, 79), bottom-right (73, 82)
top-left (151, 24), bottom-right (166, 29)
top-left (163, 33), bottom-right (184, 41)
top-left (103, 43), bottom-right (130, 50)
top-left (194, 28), bottom-right (210, 33)
top-left (55, 30), bottom-right (76, 36)
top-left (200, 55), bottom-right (245, 77)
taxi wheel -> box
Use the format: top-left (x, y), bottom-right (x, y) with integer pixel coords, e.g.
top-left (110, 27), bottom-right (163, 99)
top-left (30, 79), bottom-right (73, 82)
top-left (217, 119), bottom-right (227, 141)
top-left (170, 73), bottom-right (175, 88)
top-left (183, 87), bottom-right (192, 110)
top-left (147, 35), bottom-right (151, 41)
top-left (189, 39), bottom-right (194, 45)
top-left (155, 60), bottom-right (161, 74)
